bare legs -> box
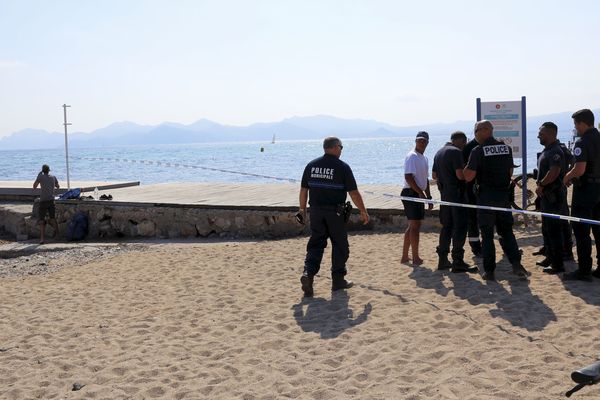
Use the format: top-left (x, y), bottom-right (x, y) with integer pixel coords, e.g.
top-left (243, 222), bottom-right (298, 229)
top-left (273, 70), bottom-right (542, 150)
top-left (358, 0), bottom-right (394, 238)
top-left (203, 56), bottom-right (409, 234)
top-left (401, 220), bottom-right (423, 264)
top-left (39, 221), bottom-right (46, 244)
top-left (38, 219), bottom-right (58, 244)
top-left (49, 219), bottom-right (58, 238)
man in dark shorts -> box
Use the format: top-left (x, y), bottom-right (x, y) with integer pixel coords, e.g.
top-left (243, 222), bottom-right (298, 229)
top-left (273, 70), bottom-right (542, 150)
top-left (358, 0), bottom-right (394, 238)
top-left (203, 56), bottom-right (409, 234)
top-left (298, 137), bottom-right (370, 297)
top-left (33, 164), bottom-right (60, 244)
top-left (401, 131), bottom-right (433, 265)
top-left (432, 131), bottom-right (475, 272)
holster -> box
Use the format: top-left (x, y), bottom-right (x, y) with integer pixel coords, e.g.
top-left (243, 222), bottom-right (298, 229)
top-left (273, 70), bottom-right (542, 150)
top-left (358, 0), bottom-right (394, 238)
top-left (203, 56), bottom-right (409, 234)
top-left (337, 201), bottom-right (353, 223)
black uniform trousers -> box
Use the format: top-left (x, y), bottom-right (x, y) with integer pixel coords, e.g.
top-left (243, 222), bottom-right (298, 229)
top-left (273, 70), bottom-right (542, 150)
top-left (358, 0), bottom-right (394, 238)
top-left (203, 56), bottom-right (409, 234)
top-left (571, 183), bottom-right (600, 274)
top-left (477, 189), bottom-right (521, 273)
top-left (466, 182), bottom-right (481, 251)
top-left (437, 187), bottom-right (467, 262)
top-left (540, 195), bottom-right (573, 256)
top-left (303, 205), bottom-right (349, 278)
top-left (539, 189), bottom-right (567, 267)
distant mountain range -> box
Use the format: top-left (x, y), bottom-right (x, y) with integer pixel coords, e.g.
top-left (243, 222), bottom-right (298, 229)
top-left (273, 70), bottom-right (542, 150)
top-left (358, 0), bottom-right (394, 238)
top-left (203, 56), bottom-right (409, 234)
top-left (1, 111), bottom-right (597, 150)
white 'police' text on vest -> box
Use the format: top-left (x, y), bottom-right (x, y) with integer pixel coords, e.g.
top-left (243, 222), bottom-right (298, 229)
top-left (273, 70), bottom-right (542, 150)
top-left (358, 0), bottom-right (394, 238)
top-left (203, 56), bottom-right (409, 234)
top-left (311, 167), bottom-right (334, 180)
top-left (483, 145), bottom-right (509, 156)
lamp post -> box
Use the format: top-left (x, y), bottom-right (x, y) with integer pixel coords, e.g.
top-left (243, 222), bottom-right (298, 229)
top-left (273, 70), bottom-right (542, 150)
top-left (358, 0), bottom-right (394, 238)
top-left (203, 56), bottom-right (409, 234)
top-left (63, 104), bottom-right (71, 190)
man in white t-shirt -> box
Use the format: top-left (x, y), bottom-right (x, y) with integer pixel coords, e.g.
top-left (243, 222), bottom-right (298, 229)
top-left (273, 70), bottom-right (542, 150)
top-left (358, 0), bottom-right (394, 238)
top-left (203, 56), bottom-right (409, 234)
top-left (401, 131), bottom-right (433, 265)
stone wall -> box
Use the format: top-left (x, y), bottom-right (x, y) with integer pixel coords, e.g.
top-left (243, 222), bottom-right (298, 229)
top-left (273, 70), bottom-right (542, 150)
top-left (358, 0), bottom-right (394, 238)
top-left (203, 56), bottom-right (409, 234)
top-left (15, 200), bottom-right (442, 240)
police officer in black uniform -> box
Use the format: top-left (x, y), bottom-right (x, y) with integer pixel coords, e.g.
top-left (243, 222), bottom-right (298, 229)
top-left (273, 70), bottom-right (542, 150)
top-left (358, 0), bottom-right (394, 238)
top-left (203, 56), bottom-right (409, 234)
top-left (463, 134), bottom-right (482, 256)
top-left (298, 137), bottom-right (370, 297)
top-left (464, 120), bottom-right (531, 281)
top-left (563, 109), bottom-right (600, 281)
top-left (432, 131), bottom-right (475, 272)
top-left (533, 139), bottom-right (575, 261)
top-left (534, 122), bottom-right (568, 274)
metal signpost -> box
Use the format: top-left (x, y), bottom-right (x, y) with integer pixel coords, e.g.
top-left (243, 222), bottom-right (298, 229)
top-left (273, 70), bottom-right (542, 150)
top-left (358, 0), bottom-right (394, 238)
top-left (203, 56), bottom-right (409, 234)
top-left (476, 97), bottom-right (527, 210)
top-left (63, 104), bottom-right (72, 190)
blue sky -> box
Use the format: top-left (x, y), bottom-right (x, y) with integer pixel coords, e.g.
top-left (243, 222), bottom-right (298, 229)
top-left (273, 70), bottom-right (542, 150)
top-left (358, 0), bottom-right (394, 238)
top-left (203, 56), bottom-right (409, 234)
top-left (1, 0), bottom-right (599, 137)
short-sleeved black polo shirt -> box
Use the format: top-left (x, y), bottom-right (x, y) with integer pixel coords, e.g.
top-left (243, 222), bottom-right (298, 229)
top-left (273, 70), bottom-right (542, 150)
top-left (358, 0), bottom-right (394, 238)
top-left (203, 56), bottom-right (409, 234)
top-left (537, 141), bottom-right (565, 189)
top-left (573, 127), bottom-right (600, 180)
top-left (301, 154), bottom-right (358, 206)
top-left (466, 137), bottom-right (514, 190)
top-left (432, 142), bottom-right (464, 193)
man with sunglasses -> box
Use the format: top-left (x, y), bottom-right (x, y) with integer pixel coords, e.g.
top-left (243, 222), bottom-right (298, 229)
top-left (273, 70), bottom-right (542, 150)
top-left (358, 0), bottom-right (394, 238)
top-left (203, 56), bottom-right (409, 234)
top-left (298, 137), bottom-right (369, 297)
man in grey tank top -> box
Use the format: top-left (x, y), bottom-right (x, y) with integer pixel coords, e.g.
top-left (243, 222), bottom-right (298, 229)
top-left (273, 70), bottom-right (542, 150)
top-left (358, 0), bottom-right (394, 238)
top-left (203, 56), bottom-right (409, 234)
top-left (33, 164), bottom-right (60, 244)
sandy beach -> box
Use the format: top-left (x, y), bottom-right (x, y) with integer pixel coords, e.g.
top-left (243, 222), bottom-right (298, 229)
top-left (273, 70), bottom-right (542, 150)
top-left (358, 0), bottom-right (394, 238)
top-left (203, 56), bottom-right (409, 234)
top-left (1, 229), bottom-right (600, 399)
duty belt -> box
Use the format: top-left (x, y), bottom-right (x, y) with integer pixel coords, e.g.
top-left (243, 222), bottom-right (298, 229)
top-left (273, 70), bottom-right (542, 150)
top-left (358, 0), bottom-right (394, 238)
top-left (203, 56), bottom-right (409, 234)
top-left (311, 204), bottom-right (344, 211)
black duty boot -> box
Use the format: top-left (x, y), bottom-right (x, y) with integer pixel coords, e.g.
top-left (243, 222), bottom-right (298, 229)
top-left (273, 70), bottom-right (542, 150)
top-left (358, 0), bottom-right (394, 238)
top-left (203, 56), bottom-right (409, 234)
top-left (451, 260), bottom-right (478, 273)
top-left (300, 274), bottom-right (314, 297)
top-left (331, 275), bottom-right (354, 291)
top-left (512, 263), bottom-right (531, 279)
top-left (532, 246), bottom-right (546, 256)
top-left (543, 265), bottom-right (565, 274)
top-left (437, 255), bottom-right (452, 270)
top-left (535, 257), bottom-right (552, 267)
top-left (482, 270), bottom-right (495, 281)
top-left (563, 270), bottom-right (593, 282)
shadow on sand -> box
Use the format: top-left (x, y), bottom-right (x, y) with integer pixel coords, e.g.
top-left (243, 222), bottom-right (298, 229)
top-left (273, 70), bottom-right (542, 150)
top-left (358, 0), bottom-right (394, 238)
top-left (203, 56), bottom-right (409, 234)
top-left (292, 290), bottom-right (372, 339)
top-left (409, 260), bottom-right (557, 332)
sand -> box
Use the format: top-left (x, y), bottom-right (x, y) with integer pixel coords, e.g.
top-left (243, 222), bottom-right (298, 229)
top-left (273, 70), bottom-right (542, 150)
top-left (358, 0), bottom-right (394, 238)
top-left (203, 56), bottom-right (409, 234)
top-left (1, 229), bottom-right (600, 399)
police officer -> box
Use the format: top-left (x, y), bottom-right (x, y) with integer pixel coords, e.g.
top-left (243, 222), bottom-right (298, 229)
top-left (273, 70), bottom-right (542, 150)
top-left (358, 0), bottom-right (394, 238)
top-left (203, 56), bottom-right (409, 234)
top-left (533, 139), bottom-right (575, 261)
top-left (432, 131), bottom-right (475, 272)
top-left (464, 120), bottom-right (531, 281)
top-left (534, 122), bottom-right (568, 274)
top-left (298, 137), bottom-right (370, 297)
top-left (563, 109), bottom-right (600, 281)
top-left (463, 134), bottom-right (482, 256)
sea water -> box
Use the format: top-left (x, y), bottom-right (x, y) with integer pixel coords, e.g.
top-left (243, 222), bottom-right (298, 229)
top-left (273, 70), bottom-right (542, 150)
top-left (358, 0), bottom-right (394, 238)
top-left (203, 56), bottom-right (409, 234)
top-left (0, 134), bottom-right (574, 185)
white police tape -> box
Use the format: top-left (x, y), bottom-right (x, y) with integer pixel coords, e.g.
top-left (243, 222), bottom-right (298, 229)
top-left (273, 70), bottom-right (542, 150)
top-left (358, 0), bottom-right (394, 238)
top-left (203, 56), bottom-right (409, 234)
top-left (72, 156), bottom-right (600, 226)
top-left (363, 191), bottom-right (600, 227)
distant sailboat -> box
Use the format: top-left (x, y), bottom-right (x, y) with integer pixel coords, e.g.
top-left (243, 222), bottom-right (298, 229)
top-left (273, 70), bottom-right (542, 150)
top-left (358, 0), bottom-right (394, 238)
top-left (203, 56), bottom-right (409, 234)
top-left (271, 133), bottom-right (276, 144)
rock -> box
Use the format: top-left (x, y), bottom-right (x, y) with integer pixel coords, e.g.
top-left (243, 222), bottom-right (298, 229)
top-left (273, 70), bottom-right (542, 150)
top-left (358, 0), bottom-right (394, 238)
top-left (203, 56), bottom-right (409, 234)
top-left (72, 382), bottom-right (85, 391)
top-left (137, 220), bottom-right (156, 237)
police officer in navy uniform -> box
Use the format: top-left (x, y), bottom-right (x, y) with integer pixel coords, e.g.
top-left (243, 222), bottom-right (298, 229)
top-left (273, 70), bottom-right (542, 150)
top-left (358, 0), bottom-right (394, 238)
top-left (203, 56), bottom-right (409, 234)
top-left (533, 139), bottom-right (575, 261)
top-left (463, 135), bottom-right (482, 256)
top-left (298, 137), bottom-right (370, 297)
top-left (432, 131), bottom-right (475, 272)
top-left (534, 122), bottom-right (568, 274)
top-left (464, 120), bottom-right (531, 281)
top-left (563, 109), bottom-right (600, 281)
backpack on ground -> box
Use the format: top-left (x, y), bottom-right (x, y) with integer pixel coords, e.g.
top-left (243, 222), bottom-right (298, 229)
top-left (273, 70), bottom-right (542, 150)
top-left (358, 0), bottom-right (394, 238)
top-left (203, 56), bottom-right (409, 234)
top-left (66, 212), bottom-right (89, 241)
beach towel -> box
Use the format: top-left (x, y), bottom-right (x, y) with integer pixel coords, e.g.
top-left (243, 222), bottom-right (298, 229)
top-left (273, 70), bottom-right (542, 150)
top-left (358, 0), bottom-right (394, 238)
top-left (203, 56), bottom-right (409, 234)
top-left (58, 188), bottom-right (81, 200)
